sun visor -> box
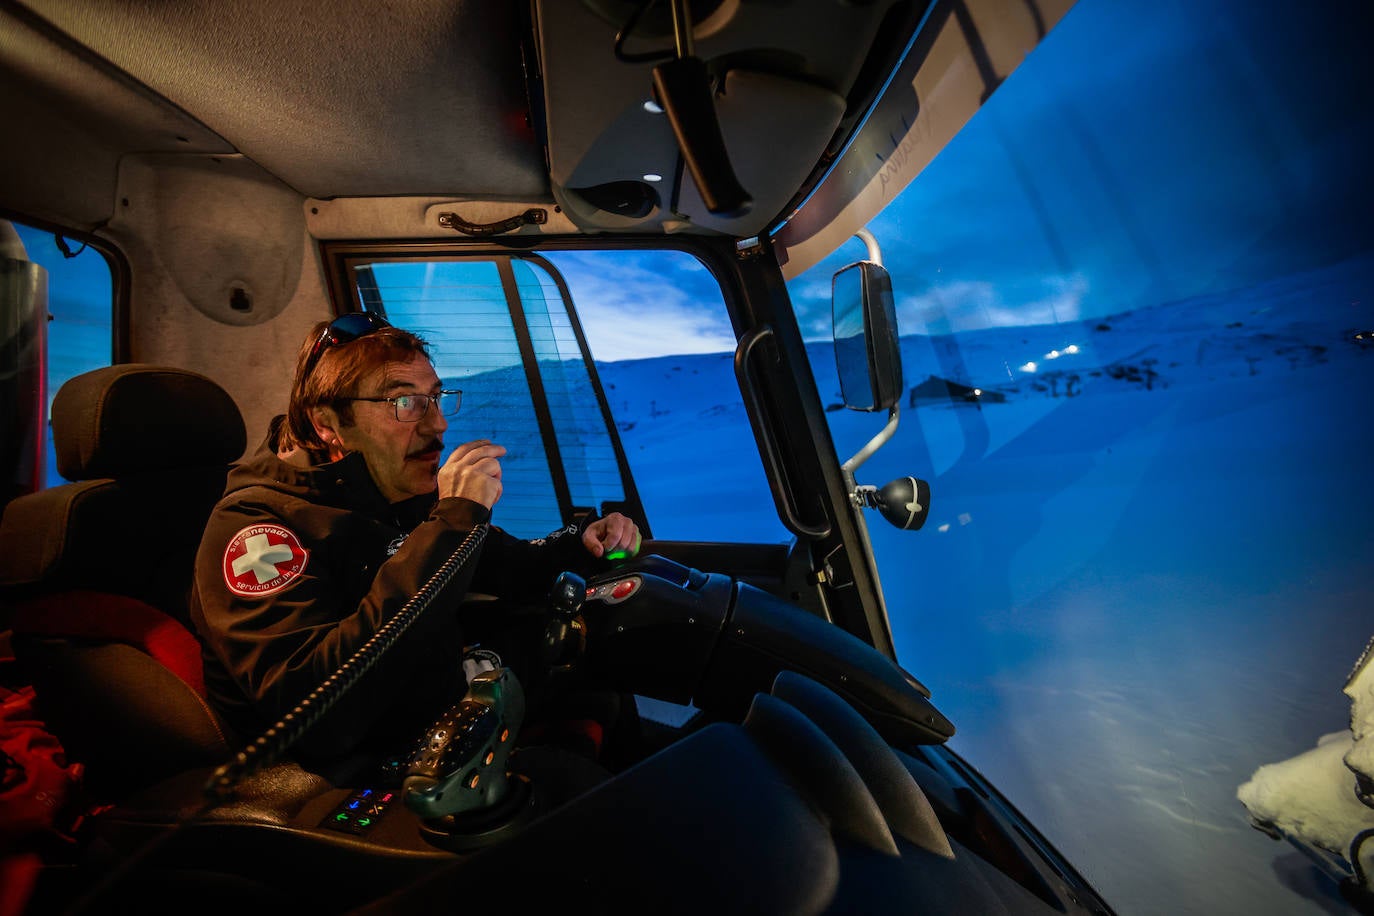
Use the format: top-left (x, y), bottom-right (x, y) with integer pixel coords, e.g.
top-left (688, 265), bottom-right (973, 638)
top-left (535, 0), bottom-right (897, 237)
top-left (674, 71), bottom-right (845, 237)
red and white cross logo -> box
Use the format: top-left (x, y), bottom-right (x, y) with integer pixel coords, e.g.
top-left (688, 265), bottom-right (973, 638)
top-left (222, 523), bottom-right (309, 597)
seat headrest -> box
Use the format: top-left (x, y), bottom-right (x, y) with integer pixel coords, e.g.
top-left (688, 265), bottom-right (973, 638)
top-left (52, 364), bottom-right (246, 480)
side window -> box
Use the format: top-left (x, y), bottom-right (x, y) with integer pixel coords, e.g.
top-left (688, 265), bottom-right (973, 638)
top-left (8, 222), bottom-right (112, 489)
top-left (543, 249), bottom-right (789, 545)
top-left (350, 248), bottom-right (788, 544)
top-left (510, 259), bottom-right (627, 519)
top-left (359, 259), bottom-right (565, 537)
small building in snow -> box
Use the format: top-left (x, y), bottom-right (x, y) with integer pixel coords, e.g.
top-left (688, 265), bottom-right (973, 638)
top-left (908, 375), bottom-right (1006, 407)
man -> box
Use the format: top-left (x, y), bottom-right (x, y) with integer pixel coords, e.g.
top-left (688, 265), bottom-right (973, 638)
top-left (190, 312), bottom-right (640, 760)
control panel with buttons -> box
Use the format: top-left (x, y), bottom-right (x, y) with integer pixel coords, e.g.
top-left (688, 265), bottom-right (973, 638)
top-left (584, 575), bottom-right (642, 606)
top-left (322, 787), bottom-right (400, 835)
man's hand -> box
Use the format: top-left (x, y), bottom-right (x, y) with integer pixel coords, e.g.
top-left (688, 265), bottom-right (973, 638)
top-left (438, 440), bottom-right (506, 508)
top-left (582, 512), bottom-right (641, 560)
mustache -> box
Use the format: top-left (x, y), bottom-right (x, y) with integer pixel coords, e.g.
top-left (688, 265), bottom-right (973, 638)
top-left (408, 438), bottom-right (444, 458)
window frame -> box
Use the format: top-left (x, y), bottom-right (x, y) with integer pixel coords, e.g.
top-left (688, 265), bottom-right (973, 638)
top-left (328, 244), bottom-right (651, 535)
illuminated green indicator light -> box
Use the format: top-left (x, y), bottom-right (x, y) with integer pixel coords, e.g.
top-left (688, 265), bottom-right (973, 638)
top-left (357, 817), bottom-right (372, 828)
top-left (334, 813), bottom-right (350, 822)
top-left (606, 550), bottom-right (627, 561)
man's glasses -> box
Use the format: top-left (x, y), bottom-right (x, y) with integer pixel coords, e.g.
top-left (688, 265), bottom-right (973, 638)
top-left (303, 311), bottom-right (392, 380)
top-left (342, 390), bottom-right (463, 422)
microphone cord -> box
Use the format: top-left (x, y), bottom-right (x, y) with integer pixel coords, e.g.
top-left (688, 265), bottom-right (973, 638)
top-left (206, 522), bottom-right (489, 797)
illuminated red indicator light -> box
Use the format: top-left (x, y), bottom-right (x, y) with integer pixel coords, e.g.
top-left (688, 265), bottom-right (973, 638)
top-left (500, 728), bottom-right (510, 743)
top-left (612, 580), bottom-right (635, 599)
top-left (484, 751), bottom-right (495, 765)
top-left (468, 773), bottom-right (480, 789)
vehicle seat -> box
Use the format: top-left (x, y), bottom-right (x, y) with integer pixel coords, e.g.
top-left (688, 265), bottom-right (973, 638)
top-left (0, 364), bottom-right (247, 797)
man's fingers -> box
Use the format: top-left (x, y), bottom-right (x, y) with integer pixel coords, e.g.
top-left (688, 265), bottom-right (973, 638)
top-left (584, 514), bottom-right (640, 558)
top-left (439, 441), bottom-right (506, 506)
top-left (445, 440), bottom-right (506, 465)
top-left (470, 456), bottom-right (503, 480)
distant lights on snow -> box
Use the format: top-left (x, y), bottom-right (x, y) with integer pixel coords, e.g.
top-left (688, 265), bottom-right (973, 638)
top-left (1026, 344), bottom-right (1079, 372)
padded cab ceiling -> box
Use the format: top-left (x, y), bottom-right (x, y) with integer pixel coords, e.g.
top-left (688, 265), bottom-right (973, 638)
top-left (4, 0), bottom-right (547, 220)
top-left (3, 0), bottom-right (916, 240)
top-left (535, 0), bottom-right (911, 238)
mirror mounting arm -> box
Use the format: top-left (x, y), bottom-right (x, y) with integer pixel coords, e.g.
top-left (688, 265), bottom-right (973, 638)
top-left (854, 227), bottom-right (883, 267)
top-left (841, 404), bottom-right (899, 478)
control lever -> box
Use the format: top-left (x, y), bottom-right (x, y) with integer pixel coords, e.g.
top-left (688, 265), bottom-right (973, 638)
top-left (541, 571), bottom-right (587, 666)
top-left (402, 668), bottom-right (525, 820)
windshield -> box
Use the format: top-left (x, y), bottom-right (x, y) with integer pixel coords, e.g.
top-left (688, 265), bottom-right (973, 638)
top-left (786, 1), bottom-right (1373, 914)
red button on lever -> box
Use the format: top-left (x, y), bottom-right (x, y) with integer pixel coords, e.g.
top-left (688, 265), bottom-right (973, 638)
top-left (611, 579), bottom-right (635, 600)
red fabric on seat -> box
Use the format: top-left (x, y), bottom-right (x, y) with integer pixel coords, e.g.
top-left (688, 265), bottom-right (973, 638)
top-left (10, 591), bottom-right (206, 696)
top-left (0, 685), bottom-right (83, 916)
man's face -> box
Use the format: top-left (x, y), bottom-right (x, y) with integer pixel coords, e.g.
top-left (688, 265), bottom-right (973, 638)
top-left (332, 353), bottom-right (448, 502)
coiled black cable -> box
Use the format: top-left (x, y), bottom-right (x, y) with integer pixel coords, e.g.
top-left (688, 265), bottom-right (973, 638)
top-left (205, 522), bottom-right (490, 799)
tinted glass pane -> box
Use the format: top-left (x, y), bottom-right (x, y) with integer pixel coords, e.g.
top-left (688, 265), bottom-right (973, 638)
top-left (545, 249), bottom-right (790, 544)
top-left (511, 259), bottom-right (625, 515)
top-left (12, 223), bottom-right (112, 488)
top-left (362, 260), bottom-right (563, 537)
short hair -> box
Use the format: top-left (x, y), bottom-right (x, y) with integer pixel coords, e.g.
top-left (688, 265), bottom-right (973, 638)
top-left (281, 320), bottom-right (431, 460)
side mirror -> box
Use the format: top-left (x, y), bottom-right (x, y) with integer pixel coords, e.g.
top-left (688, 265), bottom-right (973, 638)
top-left (832, 261), bottom-right (902, 411)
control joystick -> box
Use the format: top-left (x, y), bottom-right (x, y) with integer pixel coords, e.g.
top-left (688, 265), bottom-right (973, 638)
top-left (541, 571), bottom-right (586, 666)
top-left (403, 668), bottom-right (535, 848)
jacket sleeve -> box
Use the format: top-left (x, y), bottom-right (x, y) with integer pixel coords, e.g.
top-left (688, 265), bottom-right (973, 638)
top-left (192, 492), bottom-right (492, 756)
top-left (468, 513), bottom-right (612, 604)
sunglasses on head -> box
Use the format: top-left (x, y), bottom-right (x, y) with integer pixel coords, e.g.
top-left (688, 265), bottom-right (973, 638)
top-left (303, 312), bottom-right (392, 380)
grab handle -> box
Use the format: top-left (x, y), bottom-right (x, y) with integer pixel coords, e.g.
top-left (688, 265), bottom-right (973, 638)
top-left (734, 326), bottom-right (830, 539)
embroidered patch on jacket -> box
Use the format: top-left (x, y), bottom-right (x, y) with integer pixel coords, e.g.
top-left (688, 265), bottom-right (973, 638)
top-left (222, 524), bottom-right (310, 597)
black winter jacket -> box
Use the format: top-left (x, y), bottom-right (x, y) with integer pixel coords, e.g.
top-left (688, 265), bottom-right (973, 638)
top-left (190, 431), bottom-right (597, 759)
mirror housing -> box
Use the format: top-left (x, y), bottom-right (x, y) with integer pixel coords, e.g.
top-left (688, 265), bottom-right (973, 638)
top-left (832, 261), bottom-right (902, 411)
